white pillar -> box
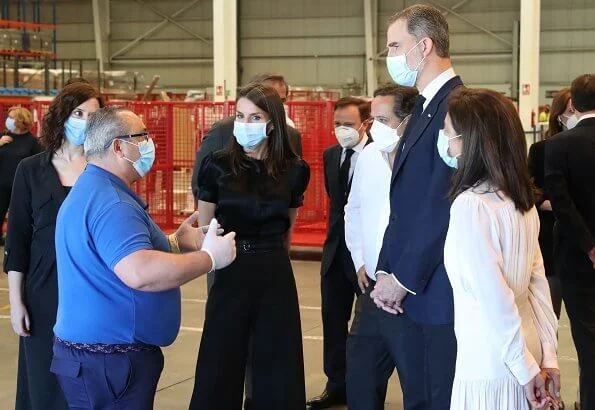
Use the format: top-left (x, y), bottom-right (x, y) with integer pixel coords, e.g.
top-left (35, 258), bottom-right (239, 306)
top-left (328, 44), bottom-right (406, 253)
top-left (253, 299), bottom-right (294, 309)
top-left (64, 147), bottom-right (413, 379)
top-left (364, 0), bottom-right (377, 96)
top-left (213, 0), bottom-right (237, 102)
top-left (518, 0), bottom-right (540, 134)
top-left (92, 0), bottom-right (109, 72)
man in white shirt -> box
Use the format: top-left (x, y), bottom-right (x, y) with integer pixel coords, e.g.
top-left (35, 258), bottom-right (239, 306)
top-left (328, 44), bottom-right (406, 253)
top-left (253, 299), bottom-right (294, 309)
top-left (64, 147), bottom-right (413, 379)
top-left (307, 97), bottom-right (371, 409)
top-left (344, 85), bottom-right (418, 409)
top-left (371, 4), bottom-right (463, 409)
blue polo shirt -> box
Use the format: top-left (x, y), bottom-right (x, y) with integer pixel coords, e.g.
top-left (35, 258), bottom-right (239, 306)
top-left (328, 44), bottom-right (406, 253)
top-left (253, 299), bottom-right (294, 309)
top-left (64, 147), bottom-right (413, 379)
top-left (54, 165), bottom-right (181, 346)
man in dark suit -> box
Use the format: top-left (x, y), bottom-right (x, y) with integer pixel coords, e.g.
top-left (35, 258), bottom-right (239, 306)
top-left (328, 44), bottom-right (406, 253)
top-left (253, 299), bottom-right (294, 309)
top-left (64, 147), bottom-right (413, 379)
top-left (191, 73), bottom-right (302, 206)
top-left (371, 5), bottom-right (462, 409)
top-left (545, 73), bottom-right (595, 410)
top-left (307, 97), bottom-right (371, 409)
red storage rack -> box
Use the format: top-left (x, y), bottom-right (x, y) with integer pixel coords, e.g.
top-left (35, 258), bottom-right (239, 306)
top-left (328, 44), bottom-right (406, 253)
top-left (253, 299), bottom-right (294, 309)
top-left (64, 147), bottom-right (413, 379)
top-left (0, 100), bottom-right (336, 248)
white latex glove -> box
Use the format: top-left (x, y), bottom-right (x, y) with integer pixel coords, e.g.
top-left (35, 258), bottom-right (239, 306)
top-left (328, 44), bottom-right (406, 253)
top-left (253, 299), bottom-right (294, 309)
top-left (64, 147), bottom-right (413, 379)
top-left (201, 218), bottom-right (236, 271)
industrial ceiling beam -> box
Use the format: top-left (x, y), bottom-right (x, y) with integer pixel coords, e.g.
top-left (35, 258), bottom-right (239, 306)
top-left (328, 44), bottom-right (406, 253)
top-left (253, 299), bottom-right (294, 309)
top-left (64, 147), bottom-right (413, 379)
top-left (92, 0), bottom-right (109, 72)
top-left (135, 0), bottom-right (210, 44)
top-left (430, 1), bottom-right (513, 47)
top-left (364, 0), bottom-right (377, 95)
top-left (109, 0), bottom-right (201, 62)
top-left (442, 0), bottom-right (471, 16)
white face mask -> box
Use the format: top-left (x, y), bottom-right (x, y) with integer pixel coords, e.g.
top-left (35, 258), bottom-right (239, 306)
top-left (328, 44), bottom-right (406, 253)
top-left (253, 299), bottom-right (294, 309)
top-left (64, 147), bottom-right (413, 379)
top-left (335, 125), bottom-right (362, 149)
top-left (566, 114), bottom-right (579, 130)
top-left (371, 119), bottom-right (404, 153)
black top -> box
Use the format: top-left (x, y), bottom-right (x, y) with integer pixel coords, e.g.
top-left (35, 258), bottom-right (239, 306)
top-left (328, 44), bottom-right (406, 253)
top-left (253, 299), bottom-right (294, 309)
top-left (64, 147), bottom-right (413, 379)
top-left (191, 116), bottom-right (303, 201)
top-left (528, 139), bottom-right (548, 206)
top-left (197, 151), bottom-right (310, 239)
top-left (0, 131), bottom-right (42, 186)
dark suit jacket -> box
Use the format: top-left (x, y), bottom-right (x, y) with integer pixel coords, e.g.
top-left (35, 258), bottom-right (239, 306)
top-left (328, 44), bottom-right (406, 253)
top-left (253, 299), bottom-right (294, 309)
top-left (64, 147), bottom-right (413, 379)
top-left (320, 136), bottom-right (372, 277)
top-left (377, 76), bottom-right (463, 325)
top-left (545, 117), bottom-right (595, 282)
top-left (191, 116), bottom-right (303, 200)
top-left (528, 140), bottom-right (555, 277)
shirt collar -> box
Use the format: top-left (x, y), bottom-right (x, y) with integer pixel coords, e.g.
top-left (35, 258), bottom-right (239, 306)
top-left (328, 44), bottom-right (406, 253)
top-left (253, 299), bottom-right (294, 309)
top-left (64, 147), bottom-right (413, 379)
top-left (421, 67), bottom-right (456, 110)
top-left (347, 132), bottom-right (369, 153)
top-left (578, 112), bottom-right (595, 124)
top-left (85, 164), bottom-right (148, 210)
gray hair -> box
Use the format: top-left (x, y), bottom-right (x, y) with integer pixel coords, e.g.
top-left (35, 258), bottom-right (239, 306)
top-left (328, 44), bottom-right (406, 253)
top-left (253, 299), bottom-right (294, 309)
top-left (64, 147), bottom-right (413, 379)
top-left (389, 4), bottom-right (450, 58)
top-left (84, 105), bottom-right (133, 158)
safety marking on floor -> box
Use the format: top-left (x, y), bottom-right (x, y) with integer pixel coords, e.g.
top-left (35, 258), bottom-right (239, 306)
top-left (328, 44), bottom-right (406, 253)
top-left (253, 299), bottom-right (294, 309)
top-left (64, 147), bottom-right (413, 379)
top-left (0, 304), bottom-right (10, 311)
top-left (0, 315), bottom-right (10, 319)
top-left (182, 297), bottom-right (321, 311)
top-left (178, 325), bottom-right (324, 340)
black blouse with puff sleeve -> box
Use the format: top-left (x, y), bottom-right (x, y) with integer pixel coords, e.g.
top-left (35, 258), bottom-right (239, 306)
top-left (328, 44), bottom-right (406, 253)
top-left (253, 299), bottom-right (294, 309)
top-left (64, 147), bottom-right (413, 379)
top-left (197, 151), bottom-right (310, 240)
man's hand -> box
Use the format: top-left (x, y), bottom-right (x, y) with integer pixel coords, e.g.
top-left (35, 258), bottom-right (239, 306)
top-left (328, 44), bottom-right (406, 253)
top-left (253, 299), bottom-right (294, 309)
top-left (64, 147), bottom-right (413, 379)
top-left (370, 273), bottom-right (406, 315)
top-left (0, 135), bottom-right (13, 146)
top-left (589, 247), bottom-right (595, 269)
top-left (172, 211), bottom-right (223, 253)
top-left (356, 265), bottom-right (369, 294)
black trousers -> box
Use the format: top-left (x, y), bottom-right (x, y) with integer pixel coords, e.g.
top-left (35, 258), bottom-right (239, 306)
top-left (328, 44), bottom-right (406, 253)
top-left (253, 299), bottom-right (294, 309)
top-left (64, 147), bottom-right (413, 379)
top-left (190, 249), bottom-right (306, 410)
top-left (346, 281), bottom-right (394, 410)
top-left (321, 246), bottom-right (360, 393)
top-left (0, 183), bottom-right (11, 236)
top-left (378, 311), bottom-right (456, 410)
top-left (561, 280), bottom-right (595, 410)
top-left (547, 274), bottom-right (563, 319)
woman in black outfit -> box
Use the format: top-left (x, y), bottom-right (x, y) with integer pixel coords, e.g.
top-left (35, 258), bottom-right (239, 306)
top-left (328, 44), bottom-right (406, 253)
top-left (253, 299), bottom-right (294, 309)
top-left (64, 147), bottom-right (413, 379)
top-left (190, 83), bottom-right (310, 410)
top-left (4, 83), bottom-right (103, 410)
top-left (528, 88), bottom-right (574, 319)
top-left (0, 107), bottom-right (41, 243)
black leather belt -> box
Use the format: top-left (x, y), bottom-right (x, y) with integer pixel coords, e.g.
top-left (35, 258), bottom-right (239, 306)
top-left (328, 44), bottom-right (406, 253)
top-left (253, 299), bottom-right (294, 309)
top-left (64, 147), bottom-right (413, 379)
top-left (236, 237), bottom-right (285, 253)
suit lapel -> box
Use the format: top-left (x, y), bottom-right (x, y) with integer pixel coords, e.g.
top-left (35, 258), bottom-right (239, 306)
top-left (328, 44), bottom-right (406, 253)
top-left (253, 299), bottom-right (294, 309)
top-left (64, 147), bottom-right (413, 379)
top-left (391, 76), bottom-right (463, 185)
top-left (331, 145), bottom-right (343, 204)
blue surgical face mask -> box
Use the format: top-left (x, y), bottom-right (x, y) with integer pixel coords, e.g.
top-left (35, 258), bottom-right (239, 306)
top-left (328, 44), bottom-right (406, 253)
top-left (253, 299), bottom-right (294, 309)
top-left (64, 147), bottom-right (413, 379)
top-left (64, 116), bottom-right (87, 146)
top-left (5, 117), bottom-right (16, 132)
top-left (233, 121), bottom-right (268, 150)
top-left (437, 129), bottom-right (461, 168)
top-left (120, 138), bottom-right (156, 177)
top-left (386, 39), bottom-right (426, 87)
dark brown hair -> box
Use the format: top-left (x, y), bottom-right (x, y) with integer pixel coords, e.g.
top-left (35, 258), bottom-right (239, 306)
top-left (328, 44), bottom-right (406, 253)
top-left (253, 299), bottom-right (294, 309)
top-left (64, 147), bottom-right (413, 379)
top-left (226, 83), bottom-right (297, 179)
top-left (546, 88), bottom-right (571, 138)
top-left (373, 84), bottom-right (419, 120)
top-left (389, 4), bottom-right (450, 58)
top-left (334, 97), bottom-right (371, 122)
top-left (571, 73), bottom-right (595, 113)
top-left (448, 88), bottom-right (534, 212)
top-left (39, 82), bottom-right (104, 151)
top-left (248, 73), bottom-right (289, 97)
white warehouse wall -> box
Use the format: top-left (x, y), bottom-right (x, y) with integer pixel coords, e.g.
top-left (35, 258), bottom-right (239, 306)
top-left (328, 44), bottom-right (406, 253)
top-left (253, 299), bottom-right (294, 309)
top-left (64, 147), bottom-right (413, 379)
top-left (33, 0), bottom-right (595, 101)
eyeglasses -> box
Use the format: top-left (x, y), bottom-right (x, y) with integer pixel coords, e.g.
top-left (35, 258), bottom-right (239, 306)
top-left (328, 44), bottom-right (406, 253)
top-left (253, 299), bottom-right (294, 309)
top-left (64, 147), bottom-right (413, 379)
top-left (114, 131), bottom-right (150, 142)
top-left (103, 131), bottom-right (150, 149)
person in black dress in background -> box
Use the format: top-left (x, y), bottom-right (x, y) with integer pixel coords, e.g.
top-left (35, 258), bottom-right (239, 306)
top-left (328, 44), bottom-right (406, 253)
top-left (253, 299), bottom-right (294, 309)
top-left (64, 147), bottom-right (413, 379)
top-left (4, 83), bottom-right (103, 410)
top-left (528, 88), bottom-right (574, 319)
top-left (0, 107), bottom-right (41, 244)
top-left (189, 83), bottom-right (310, 410)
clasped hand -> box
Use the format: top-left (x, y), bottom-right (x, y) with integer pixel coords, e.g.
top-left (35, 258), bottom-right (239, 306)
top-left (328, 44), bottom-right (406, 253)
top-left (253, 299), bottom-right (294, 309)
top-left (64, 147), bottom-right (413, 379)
top-left (369, 272), bottom-right (407, 314)
top-left (524, 368), bottom-right (561, 409)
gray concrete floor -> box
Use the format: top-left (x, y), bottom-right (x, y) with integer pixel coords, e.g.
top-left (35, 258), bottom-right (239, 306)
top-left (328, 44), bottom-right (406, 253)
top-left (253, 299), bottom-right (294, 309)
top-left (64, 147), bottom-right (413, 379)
top-left (0, 256), bottom-right (580, 409)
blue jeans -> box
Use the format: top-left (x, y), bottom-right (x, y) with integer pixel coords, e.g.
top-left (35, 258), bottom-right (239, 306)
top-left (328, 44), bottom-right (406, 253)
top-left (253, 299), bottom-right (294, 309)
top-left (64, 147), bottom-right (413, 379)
top-left (51, 341), bottom-right (163, 410)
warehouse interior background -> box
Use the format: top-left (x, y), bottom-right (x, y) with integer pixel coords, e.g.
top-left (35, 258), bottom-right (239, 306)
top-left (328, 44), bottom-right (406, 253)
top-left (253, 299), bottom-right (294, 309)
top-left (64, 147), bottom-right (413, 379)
top-left (0, 0), bottom-right (593, 409)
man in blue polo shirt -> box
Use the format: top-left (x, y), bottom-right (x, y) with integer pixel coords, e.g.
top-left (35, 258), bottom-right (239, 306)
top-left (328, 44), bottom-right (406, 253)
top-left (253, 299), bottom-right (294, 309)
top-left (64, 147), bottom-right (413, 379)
top-left (51, 106), bottom-right (237, 409)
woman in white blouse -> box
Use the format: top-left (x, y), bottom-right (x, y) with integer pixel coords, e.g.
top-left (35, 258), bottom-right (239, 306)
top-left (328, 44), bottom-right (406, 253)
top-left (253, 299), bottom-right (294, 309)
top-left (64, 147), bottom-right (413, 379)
top-left (440, 88), bottom-right (560, 409)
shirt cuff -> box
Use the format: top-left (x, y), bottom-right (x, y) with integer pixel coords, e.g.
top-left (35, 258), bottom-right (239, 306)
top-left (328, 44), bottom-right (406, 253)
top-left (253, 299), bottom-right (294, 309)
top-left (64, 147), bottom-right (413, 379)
top-left (351, 254), bottom-right (365, 275)
top-left (375, 270), bottom-right (417, 295)
top-left (541, 342), bottom-right (559, 370)
top-left (507, 345), bottom-right (541, 386)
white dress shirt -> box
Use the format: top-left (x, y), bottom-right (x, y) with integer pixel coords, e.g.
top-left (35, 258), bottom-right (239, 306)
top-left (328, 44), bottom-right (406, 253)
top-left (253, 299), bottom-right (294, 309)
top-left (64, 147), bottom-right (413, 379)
top-left (421, 67), bottom-right (456, 112)
top-left (577, 112), bottom-right (595, 124)
top-left (340, 132), bottom-right (369, 180)
top-left (344, 141), bottom-right (392, 281)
